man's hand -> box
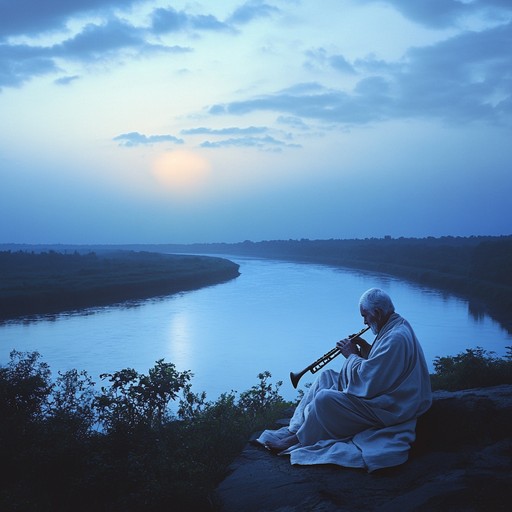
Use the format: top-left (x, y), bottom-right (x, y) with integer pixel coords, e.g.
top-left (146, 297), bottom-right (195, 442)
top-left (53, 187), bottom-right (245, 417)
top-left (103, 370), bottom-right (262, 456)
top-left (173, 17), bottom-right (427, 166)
top-left (354, 336), bottom-right (372, 359)
top-left (336, 337), bottom-right (359, 358)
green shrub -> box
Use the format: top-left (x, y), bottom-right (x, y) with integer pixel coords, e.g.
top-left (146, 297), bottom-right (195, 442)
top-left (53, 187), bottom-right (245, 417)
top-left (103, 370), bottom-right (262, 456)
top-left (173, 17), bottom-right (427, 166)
top-left (0, 351), bottom-right (291, 511)
top-left (95, 360), bottom-right (193, 432)
top-left (6, 346), bottom-right (512, 510)
top-left (431, 346), bottom-right (512, 391)
top-left (0, 350), bottom-right (52, 422)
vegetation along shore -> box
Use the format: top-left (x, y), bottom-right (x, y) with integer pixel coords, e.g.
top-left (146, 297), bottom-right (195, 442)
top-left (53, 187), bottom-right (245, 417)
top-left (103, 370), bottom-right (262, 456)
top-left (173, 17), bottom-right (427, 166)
top-left (0, 250), bottom-right (240, 321)
top-left (1, 348), bottom-right (511, 511)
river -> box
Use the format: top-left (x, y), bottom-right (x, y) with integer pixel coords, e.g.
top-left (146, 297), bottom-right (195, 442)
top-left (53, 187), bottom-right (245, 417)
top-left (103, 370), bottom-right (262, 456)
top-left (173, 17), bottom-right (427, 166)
top-left (0, 256), bottom-right (510, 402)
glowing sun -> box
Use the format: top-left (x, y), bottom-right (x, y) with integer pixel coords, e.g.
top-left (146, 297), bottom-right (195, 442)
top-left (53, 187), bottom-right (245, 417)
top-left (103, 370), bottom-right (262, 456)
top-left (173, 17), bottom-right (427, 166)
top-left (153, 150), bottom-right (211, 192)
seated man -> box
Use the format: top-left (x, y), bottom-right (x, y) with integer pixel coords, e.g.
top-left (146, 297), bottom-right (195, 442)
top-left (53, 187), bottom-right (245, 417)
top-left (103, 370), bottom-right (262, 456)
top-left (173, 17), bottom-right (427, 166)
top-left (259, 288), bottom-right (432, 470)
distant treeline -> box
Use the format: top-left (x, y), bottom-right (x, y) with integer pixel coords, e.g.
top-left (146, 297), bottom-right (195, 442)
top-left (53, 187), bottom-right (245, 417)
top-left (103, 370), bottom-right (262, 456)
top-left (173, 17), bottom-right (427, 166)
top-left (0, 251), bottom-right (240, 321)
top-left (159, 235), bottom-right (512, 331)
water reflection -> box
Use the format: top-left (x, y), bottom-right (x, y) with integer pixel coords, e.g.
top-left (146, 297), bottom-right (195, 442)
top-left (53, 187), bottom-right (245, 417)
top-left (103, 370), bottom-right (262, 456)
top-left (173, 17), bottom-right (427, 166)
top-left (166, 309), bottom-right (194, 372)
top-left (468, 300), bottom-right (487, 323)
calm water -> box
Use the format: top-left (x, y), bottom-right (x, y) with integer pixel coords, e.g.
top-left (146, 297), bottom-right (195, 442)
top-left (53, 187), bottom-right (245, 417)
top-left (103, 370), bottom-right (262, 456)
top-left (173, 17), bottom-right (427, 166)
top-left (1, 256), bottom-right (510, 402)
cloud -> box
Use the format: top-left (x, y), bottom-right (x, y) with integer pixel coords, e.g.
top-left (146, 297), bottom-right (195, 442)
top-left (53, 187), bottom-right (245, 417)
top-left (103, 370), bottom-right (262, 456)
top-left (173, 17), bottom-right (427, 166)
top-left (0, 0), bottom-right (141, 38)
top-left (329, 55), bottom-right (357, 75)
top-left (51, 19), bottom-right (191, 62)
top-left (276, 116), bottom-right (311, 130)
top-left (181, 125), bottom-right (301, 151)
top-left (368, 0), bottom-right (512, 28)
top-left (54, 75), bottom-right (80, 86)
top-left (53, 19), bottom-right (145, 60)
top-left (305, 48), bottom-right (356, 75)
top-left (397, 21), bottom-right (512, 121)
top-left (200, 135), bottom-right (301, 150)
top-left (151, 6), bottom-right (232, 34)
top-left (0, 1), bottom-right (236, 90)
top-left (208, 21), bottom-right (512, 126)
top-left (113, 126), bottom-right (294, 151)
top-left (113, 132), bottom-right (184, 147)
top-left (0, 43), bottom-right (58, 88)
top-left (379, 0), bottom-right (474, 28)
top-left (228, 1), bottom-right (280, 25)
top-left (208, 82), bottom-right (387, 124)
top-left (0, 17), bottom-right (191, 88)
top-left (0, 1), bottom-right (281, 91)
top-left (181, 126), bottom-right (268, 136)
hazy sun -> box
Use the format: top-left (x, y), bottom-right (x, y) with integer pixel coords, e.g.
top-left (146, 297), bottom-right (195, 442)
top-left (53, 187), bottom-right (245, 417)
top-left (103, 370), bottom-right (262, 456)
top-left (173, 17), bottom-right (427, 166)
top-left (153, 150), bottom-right (211, 193)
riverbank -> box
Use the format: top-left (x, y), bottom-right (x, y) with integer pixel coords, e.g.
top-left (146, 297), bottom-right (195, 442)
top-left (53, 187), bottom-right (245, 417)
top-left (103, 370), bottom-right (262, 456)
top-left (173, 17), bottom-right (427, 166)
top-left (0, 250), bottom-right (240, 321)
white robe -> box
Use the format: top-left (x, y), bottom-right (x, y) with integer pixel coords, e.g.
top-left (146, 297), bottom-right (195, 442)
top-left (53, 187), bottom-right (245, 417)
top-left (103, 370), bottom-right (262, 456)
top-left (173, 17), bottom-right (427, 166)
top-left (257, 313), bottom-right (432, 472)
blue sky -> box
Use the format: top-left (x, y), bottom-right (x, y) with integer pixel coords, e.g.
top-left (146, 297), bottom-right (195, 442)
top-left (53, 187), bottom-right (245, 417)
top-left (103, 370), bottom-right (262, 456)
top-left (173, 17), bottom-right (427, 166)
top-left (1, 0), bottom-right (511, 244)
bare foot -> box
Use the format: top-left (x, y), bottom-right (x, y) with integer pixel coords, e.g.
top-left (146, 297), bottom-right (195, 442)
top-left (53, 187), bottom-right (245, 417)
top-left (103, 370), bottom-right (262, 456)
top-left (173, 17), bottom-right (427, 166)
top-left (265, 433), bottom-right (299, 452)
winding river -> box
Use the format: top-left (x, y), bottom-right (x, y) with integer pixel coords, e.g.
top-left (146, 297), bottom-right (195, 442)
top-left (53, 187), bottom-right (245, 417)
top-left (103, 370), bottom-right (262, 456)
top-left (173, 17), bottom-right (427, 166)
top-left (1, 256), bottom-right (510, 402)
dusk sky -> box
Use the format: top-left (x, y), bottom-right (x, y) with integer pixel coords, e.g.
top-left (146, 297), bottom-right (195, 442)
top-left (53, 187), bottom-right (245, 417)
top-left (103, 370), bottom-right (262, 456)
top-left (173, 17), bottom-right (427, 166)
top-left (1, 0), bottom-right (511, 244)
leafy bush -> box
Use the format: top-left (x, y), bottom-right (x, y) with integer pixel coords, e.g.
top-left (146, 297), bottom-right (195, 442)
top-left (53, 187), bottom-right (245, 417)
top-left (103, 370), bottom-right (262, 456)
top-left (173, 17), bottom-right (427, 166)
top-left (431, 346), bottom-right (512, 391)
top-left (0, 350), bottom-right (53, 422)
top-left (49, 368), bottom-right (97, 436)
top-left (95, 360), bottom-right (193, 432)
top-left (4, 346), bottom-right (512, 509)
top-left (0, 351), bottom-right (291, 511)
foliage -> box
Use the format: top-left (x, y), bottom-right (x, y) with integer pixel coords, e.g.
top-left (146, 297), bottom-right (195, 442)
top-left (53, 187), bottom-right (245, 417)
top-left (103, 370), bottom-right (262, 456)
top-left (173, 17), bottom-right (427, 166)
top-left (172, 371), bottom-right (289, 505)
top-left (0, 350), bottom-right (52, 422)
top-left (0, 351), bottom-right (291, 511)
top-left (0, 250), bottom-right (240, 321)
top-left (431, 346), bottom-right (512, 391)
top-left (96, 361), bottom-right (192, 432)
top-left (238, 370), bottom-right (284, 417)
top-left (49, 368), bottom-right (98, 437)
top-left (470, 239), bottom-right (512, 286)
top-left (3, 346), bottom-right (512, 509)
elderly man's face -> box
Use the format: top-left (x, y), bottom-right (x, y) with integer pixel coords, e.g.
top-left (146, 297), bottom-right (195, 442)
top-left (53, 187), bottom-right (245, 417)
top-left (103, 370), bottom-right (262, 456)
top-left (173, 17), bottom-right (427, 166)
top-left (360, 306), bottom-right (380, 335)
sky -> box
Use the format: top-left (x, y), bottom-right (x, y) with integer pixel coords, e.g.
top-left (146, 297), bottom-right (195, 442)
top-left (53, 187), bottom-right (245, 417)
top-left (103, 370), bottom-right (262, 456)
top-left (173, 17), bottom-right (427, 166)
top-left (1, 0), bottom-right (511, 244)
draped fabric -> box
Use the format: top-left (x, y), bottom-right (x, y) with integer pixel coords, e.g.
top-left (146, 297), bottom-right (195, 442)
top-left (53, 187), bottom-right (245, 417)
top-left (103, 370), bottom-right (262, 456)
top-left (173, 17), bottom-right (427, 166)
top-left (256, 313), bottom-right (432, 472)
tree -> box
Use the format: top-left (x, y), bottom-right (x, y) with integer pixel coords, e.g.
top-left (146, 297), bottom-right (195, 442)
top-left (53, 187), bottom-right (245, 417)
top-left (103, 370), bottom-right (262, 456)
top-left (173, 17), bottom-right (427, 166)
top-left (95, 360), bottom-right (192, 431)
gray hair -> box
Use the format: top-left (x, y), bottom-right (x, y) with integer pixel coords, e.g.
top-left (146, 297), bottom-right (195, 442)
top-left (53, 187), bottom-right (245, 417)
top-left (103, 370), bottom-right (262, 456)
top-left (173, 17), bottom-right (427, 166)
top-left (359, 288), bottom-right (395, 316)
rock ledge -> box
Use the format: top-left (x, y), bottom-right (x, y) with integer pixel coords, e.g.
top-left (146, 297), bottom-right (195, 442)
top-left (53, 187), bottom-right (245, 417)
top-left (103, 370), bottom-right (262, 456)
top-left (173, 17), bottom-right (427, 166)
top-left (215, 385), bottom-right (512, 511)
